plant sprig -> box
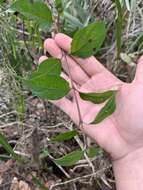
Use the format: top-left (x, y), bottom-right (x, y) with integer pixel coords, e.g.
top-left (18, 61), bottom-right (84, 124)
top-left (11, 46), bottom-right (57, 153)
top-left (9, 0), bottom-right (118, 167)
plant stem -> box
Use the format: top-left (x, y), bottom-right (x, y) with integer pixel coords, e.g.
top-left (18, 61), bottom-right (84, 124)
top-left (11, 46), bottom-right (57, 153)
top-left (62, 51), bottom-right (83, 128)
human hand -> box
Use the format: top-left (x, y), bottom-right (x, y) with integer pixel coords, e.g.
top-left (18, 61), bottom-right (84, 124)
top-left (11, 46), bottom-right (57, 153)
top-left (40, 33), bottom-right (143, 160)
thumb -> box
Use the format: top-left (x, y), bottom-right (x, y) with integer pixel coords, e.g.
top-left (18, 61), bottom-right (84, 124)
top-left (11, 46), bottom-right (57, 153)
top-left (134, 55), bottom-right (143, 83)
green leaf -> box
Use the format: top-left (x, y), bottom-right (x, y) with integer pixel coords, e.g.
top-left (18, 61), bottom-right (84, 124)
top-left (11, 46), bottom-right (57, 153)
top-left (23, 59), bottom-right (70, 100)
top-left (115, 0), bottom-right (123, 59)
top-left (91, 93), bottom-right (116, 124)
top-left (51, 130), bottom-right (77, 142)
top-left (87, 147), bottom-right (100, 158)
top-left (11, 0), bottom-right (52, 24)
top-left (79, 90), bottom-right (116, 104)
top-left (55, 150), bottom-right (84, 166)
top-left (24, 76), bottom-right (70, 100)
top-left (31, 58), bottom-right (61, 76)
top-left (0, 0), bottom-right (4, 5)
top-left (71, 22), bottom-right (106, 58)
top-left (0, 133), bottom-right (20, 161)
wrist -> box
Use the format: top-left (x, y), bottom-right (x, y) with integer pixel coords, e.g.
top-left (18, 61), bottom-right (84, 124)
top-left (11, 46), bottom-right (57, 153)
top-left (112, 147), bottom-right (143, 190)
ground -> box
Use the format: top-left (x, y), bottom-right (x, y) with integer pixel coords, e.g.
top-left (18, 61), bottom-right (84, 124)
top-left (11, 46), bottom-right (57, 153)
top-left (0, 0), bottom-right (143, 189)
top-left (0, 69), bottom-right (115, 189)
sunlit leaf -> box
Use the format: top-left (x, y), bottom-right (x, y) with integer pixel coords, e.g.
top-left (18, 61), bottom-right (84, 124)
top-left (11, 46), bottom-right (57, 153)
top-left (80, 90), bottom-right (116, 104)
top-left (55, 150), bottom-right (83, 166)
top-left (91, 93), bottom-right (116, 124)
top-left (71, 22), bottom-right (106, 58)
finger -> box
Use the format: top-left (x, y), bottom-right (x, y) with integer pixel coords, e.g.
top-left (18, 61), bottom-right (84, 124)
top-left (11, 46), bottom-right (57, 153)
top-left (61, 72), bottom-right (80, 89)
top-left (80, 70), bottom-right (122, 92)
top-left (54, 33), bottom-right (113, 76)
top-left (82, 120), bottom-right (130, 159)
top-left (38, 55), bottom-right (48, 64)
top-left (134, 55), bottom-right (143, 83)
top-left (44, 38), bottom-right (89, 85)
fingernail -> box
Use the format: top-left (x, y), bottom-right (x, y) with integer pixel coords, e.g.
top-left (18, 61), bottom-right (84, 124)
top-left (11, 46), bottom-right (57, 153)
top-left (38, 56), bottom-right (48, 64)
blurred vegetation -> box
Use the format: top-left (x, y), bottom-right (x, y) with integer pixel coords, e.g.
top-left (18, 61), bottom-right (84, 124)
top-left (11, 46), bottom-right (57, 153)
top-left (0, 0), bottom-right (142, 78)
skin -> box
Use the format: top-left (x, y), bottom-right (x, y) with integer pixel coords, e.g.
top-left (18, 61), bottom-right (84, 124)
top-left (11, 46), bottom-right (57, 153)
top-left (40, 33), bottom-right (143, 190)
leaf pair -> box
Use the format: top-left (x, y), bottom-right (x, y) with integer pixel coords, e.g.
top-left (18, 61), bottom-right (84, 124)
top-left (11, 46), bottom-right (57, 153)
top-left (24, 59), bottom-right (70, 100)
top-left (80, 90), bottom-right (117, 124)
top-left (51, 131), bottom-right (99, 166)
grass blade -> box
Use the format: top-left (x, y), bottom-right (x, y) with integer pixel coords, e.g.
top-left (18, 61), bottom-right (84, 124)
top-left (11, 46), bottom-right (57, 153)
top-left (0, 133), bottom-right (21, 161)
top-left (115, 0), bottom-right (123, 59)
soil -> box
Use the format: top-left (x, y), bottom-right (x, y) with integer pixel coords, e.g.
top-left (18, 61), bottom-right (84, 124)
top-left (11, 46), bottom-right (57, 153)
top-left (0, 72), bottom-right (115, 190)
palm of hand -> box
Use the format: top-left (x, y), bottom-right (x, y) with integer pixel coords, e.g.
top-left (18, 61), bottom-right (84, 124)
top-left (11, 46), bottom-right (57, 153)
top-left (80, 78), bottom-right (143, 159)
top-left (41, 33), bottom-right (143, 160)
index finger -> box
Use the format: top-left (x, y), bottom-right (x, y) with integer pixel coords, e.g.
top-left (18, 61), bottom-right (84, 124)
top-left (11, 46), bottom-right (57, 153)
top-left (54, 33), bottom-right (109, 76)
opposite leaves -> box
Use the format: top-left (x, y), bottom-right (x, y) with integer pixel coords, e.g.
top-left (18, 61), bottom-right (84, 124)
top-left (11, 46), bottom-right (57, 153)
top-left (80, 90), bottom-right (117, 124)
top-left (24, 59), bottom-right (70, 100)
top-left (71, 22), bottom-right (106, 58)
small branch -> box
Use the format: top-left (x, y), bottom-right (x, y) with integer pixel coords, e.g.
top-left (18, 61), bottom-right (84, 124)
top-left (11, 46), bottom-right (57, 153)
top-left (74, 135), bottom-right (95, 174)
top-left (0, 111), bottom-right (17, 119)
top-left (0, 121), bottom-right (20, 128)
top-left (14, 150), bottom-right (30, 158)
top-left (61, 53), bottom-right (95, 173)
top-left (49, 165), bottom-right (112, 190)
top-left (65, 123), bottom-right (95, 174)
top-left (45, 0), bottom-right (60, 35)
top-left (31, 127), bottom-right (41, 167)
top-left (61, 51), bottom-right (83, 128)
top-left (43, 101), bottom-right (49, 121)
